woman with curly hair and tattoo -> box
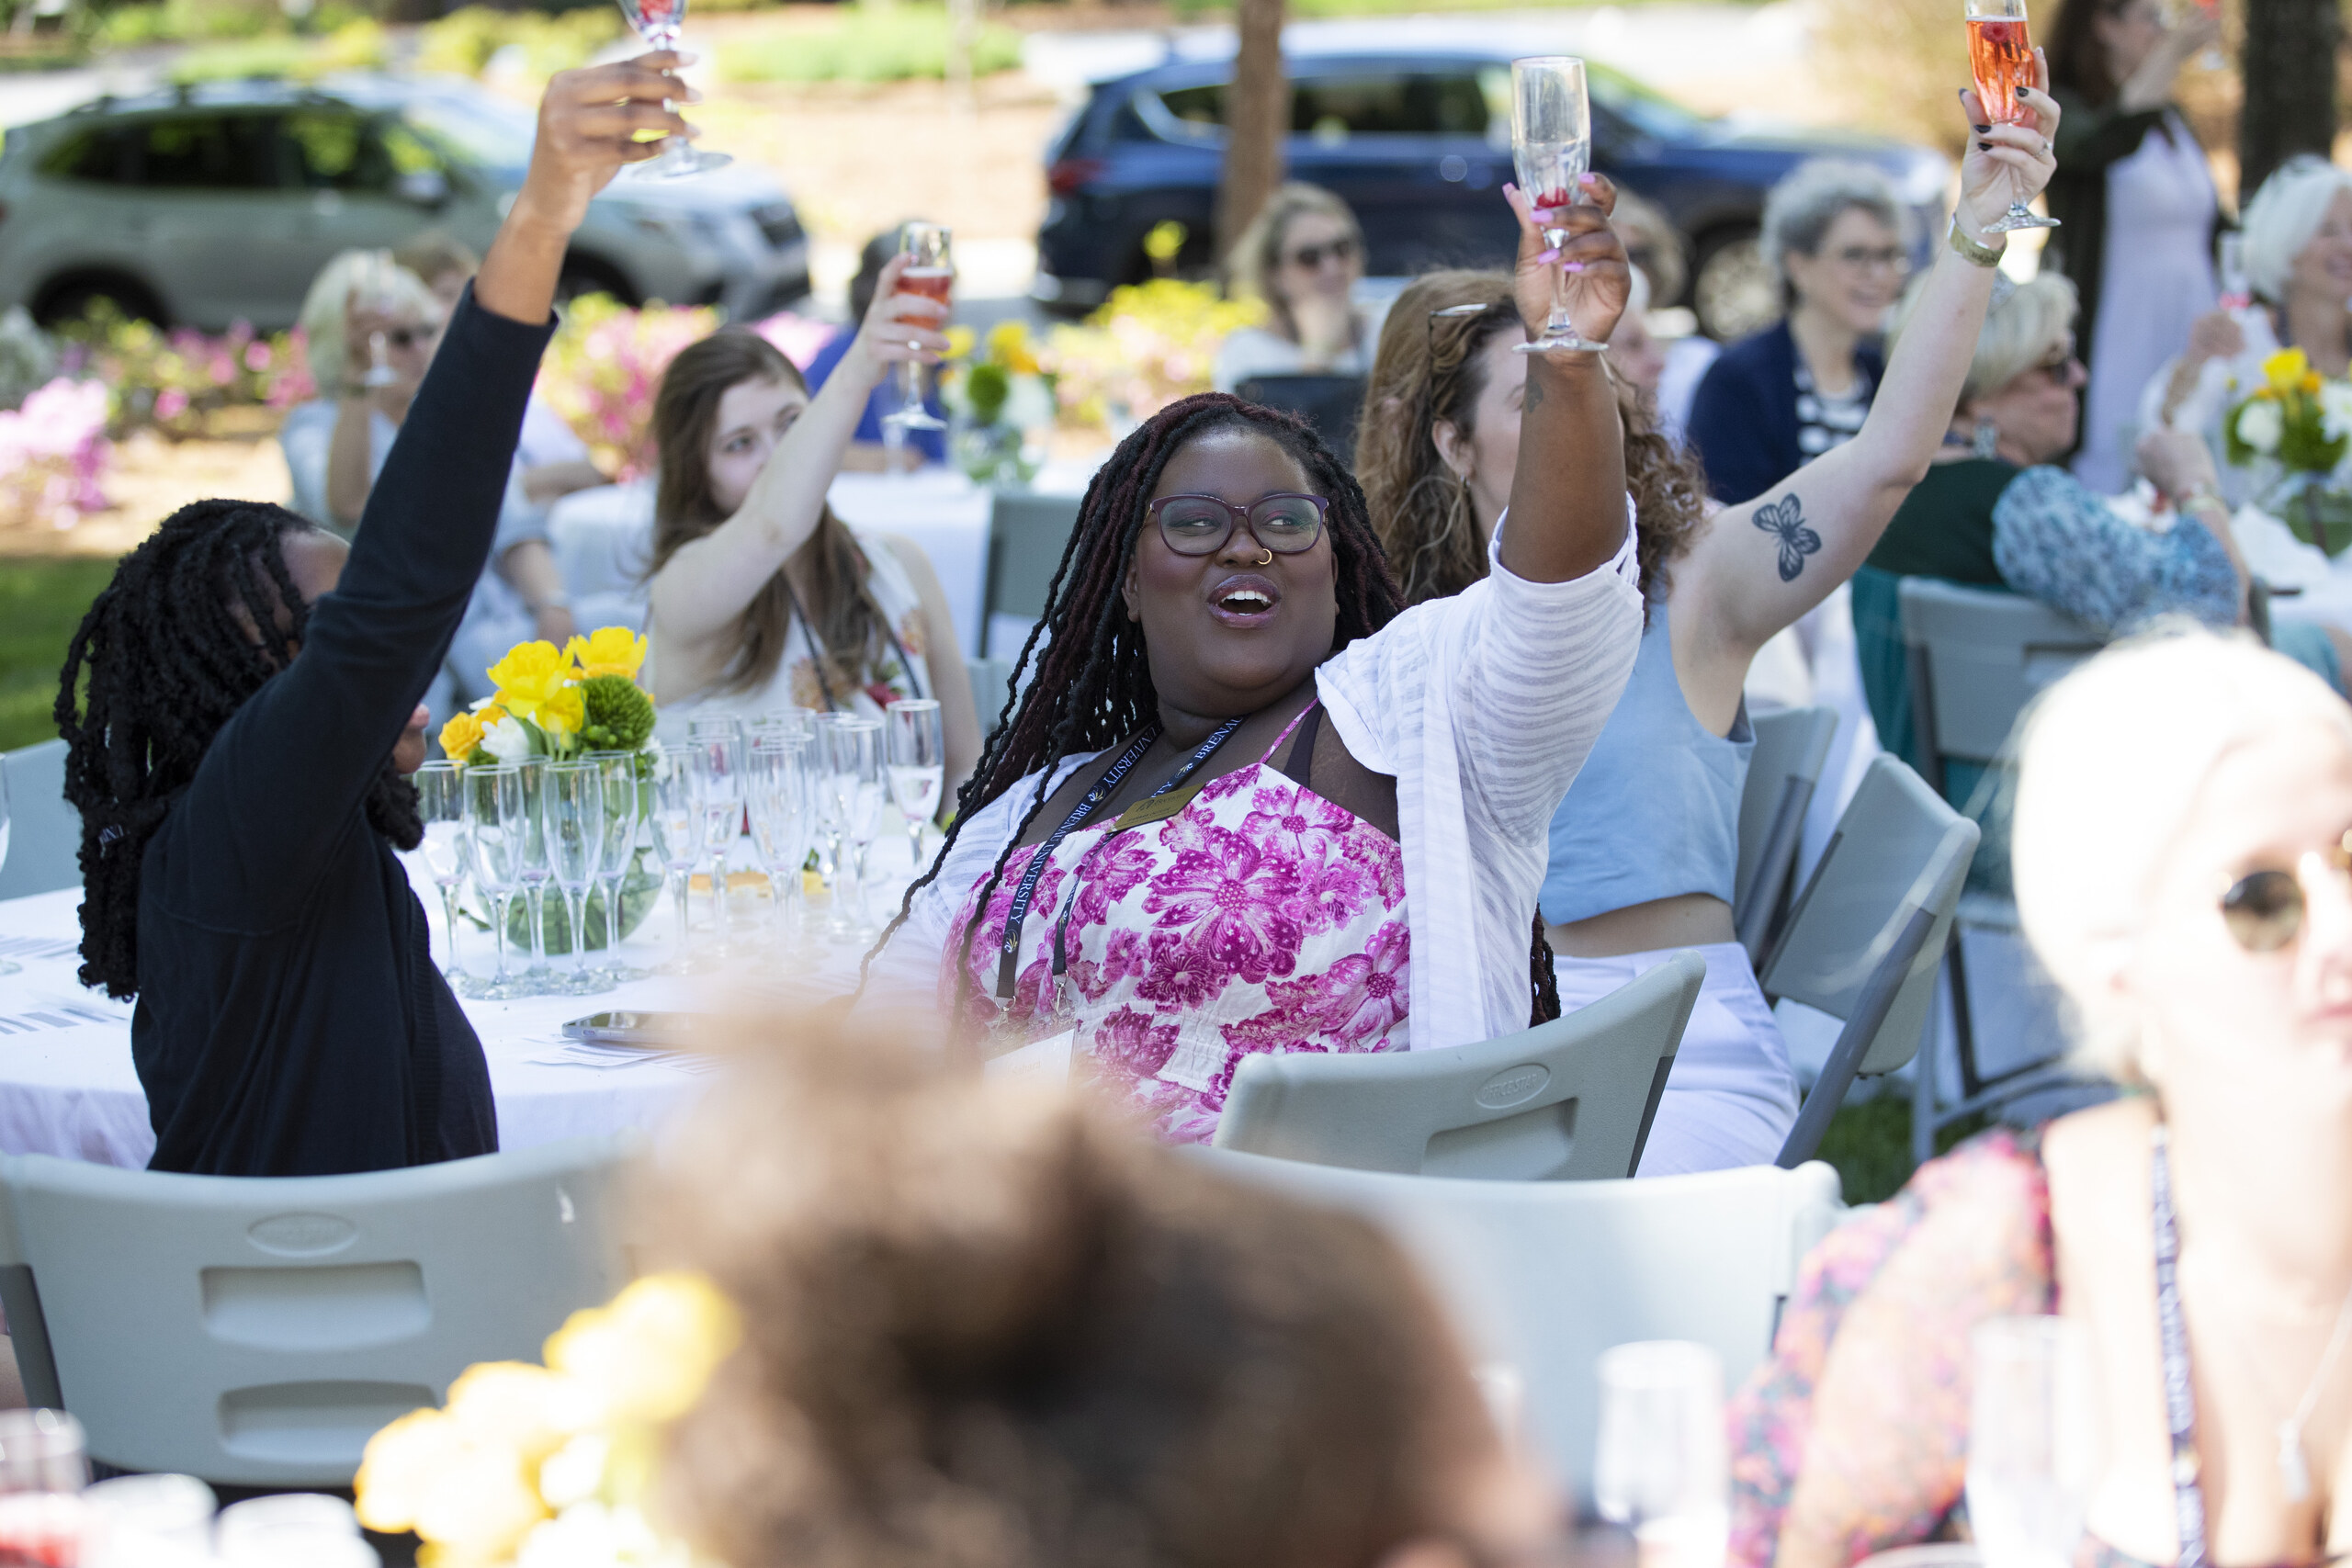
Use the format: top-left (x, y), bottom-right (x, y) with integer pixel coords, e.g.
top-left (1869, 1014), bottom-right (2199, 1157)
top-left (1353, 67), bottom-right (2061, 1173)
top-left (52, 61), bottom-right (688, 1177)
top-left (865, 177), bottom-right (1645, 1144)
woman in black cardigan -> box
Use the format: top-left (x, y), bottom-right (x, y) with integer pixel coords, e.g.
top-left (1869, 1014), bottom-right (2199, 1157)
top-left (55, 58), bottom-right (692, 1177)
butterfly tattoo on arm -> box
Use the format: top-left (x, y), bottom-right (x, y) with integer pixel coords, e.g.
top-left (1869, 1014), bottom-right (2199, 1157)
top-left (1751, 494), bottom-right (1822, 582)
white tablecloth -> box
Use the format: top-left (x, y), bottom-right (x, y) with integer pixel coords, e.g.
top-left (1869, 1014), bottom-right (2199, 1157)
top-left (0, 848), bottom-right (929, 1168)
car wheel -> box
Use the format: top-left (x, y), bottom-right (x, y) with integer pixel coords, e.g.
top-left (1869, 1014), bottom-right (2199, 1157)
top-left (31, 272), bottom-right (166, 331)
top-left (1690, 227), bottom-right (1777, 343)
top-left (556, 255), bottom-right (640, 310)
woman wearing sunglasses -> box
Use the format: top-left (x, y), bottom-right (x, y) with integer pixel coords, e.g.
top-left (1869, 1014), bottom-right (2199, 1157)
top-left (865, 179), bottom-right (1641, 1143)
top-left (1854, 270), bottom-right (2352, 791)
top-left (1213, 184), bottom-right (1381, 394)
top-left (1730, 629), bottom-right (2352, 1568)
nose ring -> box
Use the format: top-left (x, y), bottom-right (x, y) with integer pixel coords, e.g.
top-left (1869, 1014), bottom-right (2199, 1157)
top-left (1255, 549), bottom-right (1273, 567)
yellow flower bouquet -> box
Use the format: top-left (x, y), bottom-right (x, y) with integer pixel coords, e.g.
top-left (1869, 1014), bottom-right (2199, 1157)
top-left (356, 1273), bottom-right (740, 1568)
top-left (2224, 347), bottom-right (2352, 554)
top-left (941, 320), bottom-right (1057, 486)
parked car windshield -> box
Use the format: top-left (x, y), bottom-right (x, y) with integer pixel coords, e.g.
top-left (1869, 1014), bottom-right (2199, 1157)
top-left (396, 91), bottom-right (533, 178)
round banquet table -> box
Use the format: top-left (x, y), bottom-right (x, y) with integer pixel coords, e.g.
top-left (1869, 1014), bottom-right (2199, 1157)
top-left (0, 844), bottom-right (933, 1169)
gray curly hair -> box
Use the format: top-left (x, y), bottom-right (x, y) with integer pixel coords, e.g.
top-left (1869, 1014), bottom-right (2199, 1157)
top-left (1760, 159), bottom-right (1909, 312)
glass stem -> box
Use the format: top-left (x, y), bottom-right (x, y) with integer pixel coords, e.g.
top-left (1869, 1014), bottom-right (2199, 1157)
top-left (1548, 227), bottom-right (1574, 336)
top-left (671, 863), bottom-right (691, 950)
top-left (567, 889), bottom-right (589, 978)
top-left (491, 891), bottom-right (513, 982)
top-left (438, 882), bottom-right (464, 979)
top-left (910, 820), bottom-right (925, 873)
top-left (526, 883), bottom-right (548, 971)
top-left (603, 873), bottom-right (625, 959)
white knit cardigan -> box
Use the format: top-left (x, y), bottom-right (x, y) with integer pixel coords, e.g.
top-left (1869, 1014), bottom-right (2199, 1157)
top-left (867, 516), bottom-right (1644, 1051)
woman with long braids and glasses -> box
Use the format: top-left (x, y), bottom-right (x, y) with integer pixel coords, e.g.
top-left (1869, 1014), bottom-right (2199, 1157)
top-left (642, 299), bottom-right (980, 792)
top-left (865, 178), bottom-right (1644, 1142)
top-left (52, 62), bottom-right (684, 1177)
top-left (1353, 66), bottom-right (2060, 1173)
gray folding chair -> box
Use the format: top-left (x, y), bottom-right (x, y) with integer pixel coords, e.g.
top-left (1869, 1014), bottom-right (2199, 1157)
top-left (0, 1136), bottom-right (637, 1486)
top-left (1763, 755), bottom-right (1978, 1168)
top-left (0, 739), bottom-right (77, 900)
top-left (1193, 1147), bottom-right (1844, 1504)
top-left (967, 656), bottom-right (1017, 738)
top-left (1212, 950), bottom-right (1705, 1180)
top-left (1898, 579), bottom-right (2102, 1163)
top-left (1734, 705), bottom-right (1838, 963)
top-left (983, 491), bottom-right (1083, 661)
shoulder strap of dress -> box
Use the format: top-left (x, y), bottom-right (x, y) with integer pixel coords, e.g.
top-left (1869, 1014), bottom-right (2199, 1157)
top-left (1261, 700), bottom-right (1321, 764)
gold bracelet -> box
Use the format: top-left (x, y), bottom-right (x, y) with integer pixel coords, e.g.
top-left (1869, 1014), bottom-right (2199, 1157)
top-left (1948, 218), bottom-right (2007, 268)
top-left (2177, 484), bottom-right (2228, 516)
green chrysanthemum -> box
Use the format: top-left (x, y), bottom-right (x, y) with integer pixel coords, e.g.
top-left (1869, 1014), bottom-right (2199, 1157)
top-left (579, 672), bottom-right (656, 752)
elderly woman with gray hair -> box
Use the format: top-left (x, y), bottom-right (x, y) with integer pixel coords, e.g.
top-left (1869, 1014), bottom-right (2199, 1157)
top-left (1727, 629), bottom-right (2352, 1568)
top-left (1684, 160), bottom-right (1911, 504)
top-left (2143, 156), bottom-right (2352, 499)
top-left (1852, 269), bottom-right (2347, 793)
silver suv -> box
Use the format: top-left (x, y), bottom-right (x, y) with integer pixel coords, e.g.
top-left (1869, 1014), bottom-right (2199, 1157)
top-left (0, 73), bottom-right (810, 330)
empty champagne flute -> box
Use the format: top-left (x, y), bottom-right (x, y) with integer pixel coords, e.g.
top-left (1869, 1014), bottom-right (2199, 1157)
top-left (1593, 1341), bottom-right (1729, 1568)
top-left (648, 743), bottom-right (707, 976)
top-left (1966, 0), bottom-right (2060, 232)
top-left (886, 698), bottom-right (945, 873)
top-left (616, 0), bottom-right (728, 178)
top-left (462, 763), bottom-right (530, 1001)
top-left (412, 761), bottom-right (475, 996)
top-left (884, 222), bottom-right (951, 434)
top-left (828, 717), bottom-right (887, 940)
top-left (540, 760), bottom-right (610, 998)
top-left (513, 757), bottom-right (554, 993)
top-left (1968, 1317), bottom-right (2099, 1568)
top-left (358, 252), bottom-right (398, 389)
top-left (808, 710), bottom-right (848, 888)
top-left (1510, 57), bottom-right (1607, 355)
top-left (748, 733), bottom-right (813, 946)
top-left (587, 750), bottom-right (648, 983)
top-left (687, 716), bottom-right (747, 955)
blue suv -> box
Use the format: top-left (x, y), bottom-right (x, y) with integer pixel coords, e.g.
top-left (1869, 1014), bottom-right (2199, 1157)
top-left (1032, 40), bottom-right (1951, 340)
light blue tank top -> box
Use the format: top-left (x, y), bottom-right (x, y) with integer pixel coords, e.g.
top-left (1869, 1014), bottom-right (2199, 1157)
top-left (1539, 594), bottom-right (1754, 926)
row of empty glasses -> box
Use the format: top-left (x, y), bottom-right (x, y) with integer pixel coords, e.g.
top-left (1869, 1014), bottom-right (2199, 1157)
top-left (404, 703), bottom-right (949, 995)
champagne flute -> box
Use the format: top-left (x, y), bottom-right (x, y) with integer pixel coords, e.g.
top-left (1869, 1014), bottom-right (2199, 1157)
top-left (1593, 1341), bottom-right (1730, 1568)
top-left (687, 716), bottom-right (747, 956)
top-left (587, 750), bottom-right (648, 983)
top-left (512, 757), bottom-right (553, 993)
top-left (647, 743), bottom-right (707, 976)
top-left (808, 711), bottom-right (848, 890)
top-left (413, 761), bottom-right (475, 996)
top-left (540, 760), bottom-right (611, 998)
top-left (0, 1409), bottom-right (86, 1568)
top-left (1510, 57), bottom-right (1608, 355)
top-left (748, 732), bottom-right (814, 947)
top-left (884, 222), bottom-right (951, 434)
top-left (359, 252), bottom-right (398, 389)
top-left (462, 763), bottom-right (530, 1001)
top-left (1967, 1317), bottom-right (2100, 1568)
top-left (886, 698), bottom-right (945, 873)
top-left (616, 0), bottom-right (729, 178)
top-left (828, 717), bottom-right (887, 941)
top-left (1967, 0), bottom-right (2061, 232)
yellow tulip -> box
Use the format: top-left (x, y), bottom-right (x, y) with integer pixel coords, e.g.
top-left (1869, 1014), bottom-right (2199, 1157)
top-left (485, 641), bottom-right (575, 726)
top-left (539, 685), bottom-right (586, 741)
top-left (444, 1361), bottom-right (582, 1466)
top-left (544, 1272), bottom-right (741, 1427)
top-left (565, 626), bottom-right (648, 681)
top-left (944, 325), bottom-right (977, 361)
top-left (2266, 347), bottom-right (2312, 395)
top-left (411, 1450), bottom-right (548, 1564)
top-left (356, 1407), bottom-right (468, 1532)
top-left (438, 709), bottom-right (485, 761)
top-left (2305, 372), bottom-right (2325, 395)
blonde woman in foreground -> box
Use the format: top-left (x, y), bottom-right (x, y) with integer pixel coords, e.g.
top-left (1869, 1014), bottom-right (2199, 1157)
top-left (1729, 628), bottom-right (2352, 1568)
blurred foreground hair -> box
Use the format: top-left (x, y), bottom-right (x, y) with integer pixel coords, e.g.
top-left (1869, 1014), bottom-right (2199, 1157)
top-left (647, 1014), bottom-right (1497, 1568)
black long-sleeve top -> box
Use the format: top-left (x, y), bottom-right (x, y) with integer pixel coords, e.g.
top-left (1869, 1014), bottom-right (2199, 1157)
top-left (131, 286), bottom-right (555, 1176)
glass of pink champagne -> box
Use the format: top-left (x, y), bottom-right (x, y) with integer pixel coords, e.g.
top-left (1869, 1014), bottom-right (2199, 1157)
top-left (1966, 0), bottom-right (2059, 232)
top-left (886, 221), bottom-right (951, 434)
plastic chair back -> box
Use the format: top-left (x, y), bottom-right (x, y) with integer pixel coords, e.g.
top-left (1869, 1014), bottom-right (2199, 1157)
top-left (1733, 705), bottom-right (1838, 960)
top-left (1213, 951), bottom-right (1705, 1180)
top-left (1195, 1147), bottom-right (1844, 1504)
top-left (0, 1137), bottom-right (637, 1486)
top-left (985, 491), bottom-right (1083, 625)
top-left (1897, 578), bottom-right (2103, 776)
top-left (1232, 374), bottom-right (1368, 463)
top-left (1762, 757), bottom-right (1978, 1162)
top-left (967, 656), bottom-right (1017, 738)
top-left (0, 740), bottom-right (78, 901)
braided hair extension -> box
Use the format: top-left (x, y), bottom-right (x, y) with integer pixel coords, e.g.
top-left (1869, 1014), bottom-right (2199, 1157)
top-left (55, 499), bottom-right (423, 999)
top-left (864, 392), bottom-right (1563, 1029)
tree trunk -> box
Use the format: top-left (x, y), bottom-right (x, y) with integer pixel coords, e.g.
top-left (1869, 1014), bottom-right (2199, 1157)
top-left (1216, 0), bottom-right (1287, 271)
top-left (2239, 0), bottom-right (2337, 198)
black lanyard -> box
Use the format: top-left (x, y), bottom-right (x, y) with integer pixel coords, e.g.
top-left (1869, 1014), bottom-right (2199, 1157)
top-left (2151, 1124), bottom-right (2210, 1568)
top-left (994, 716), bottom-right (1245, 1000)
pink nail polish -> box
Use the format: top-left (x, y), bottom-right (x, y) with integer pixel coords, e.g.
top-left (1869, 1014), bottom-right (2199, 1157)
top-left (1536, 247), bottom-right (1562, 265)
top-left (1562, 261), bottom-right (1588, 274)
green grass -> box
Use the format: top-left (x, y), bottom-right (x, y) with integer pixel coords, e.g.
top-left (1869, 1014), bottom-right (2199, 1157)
top-left (0, 559), bottom-right (113, 754)
top-left (1814, 1092), bottom-right (1991, 1205)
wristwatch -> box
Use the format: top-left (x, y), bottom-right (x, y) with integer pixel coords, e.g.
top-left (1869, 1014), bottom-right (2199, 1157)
top-left (1949, 218), bottom-right (2007, 268)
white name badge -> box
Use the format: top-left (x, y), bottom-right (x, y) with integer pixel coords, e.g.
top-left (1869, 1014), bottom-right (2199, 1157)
top-left (984, 1028), bottom-right (1075, 1086)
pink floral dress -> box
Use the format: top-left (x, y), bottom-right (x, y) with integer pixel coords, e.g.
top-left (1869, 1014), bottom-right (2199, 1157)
top-left (943, 705), bottom-right (1409, 1143)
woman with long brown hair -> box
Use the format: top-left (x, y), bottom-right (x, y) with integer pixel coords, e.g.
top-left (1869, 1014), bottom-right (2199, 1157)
top-left (645, 271), bottom-right (981, 793)
top-left (1355, 69), bottom-right (2060, 1175)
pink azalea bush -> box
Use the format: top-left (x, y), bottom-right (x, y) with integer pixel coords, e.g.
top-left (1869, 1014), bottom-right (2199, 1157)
top-left (57, 311), bottom-right (311, 437)
top-left (535, 295), bottom-right (721, 479)
top-left (0, 378), bottom-right (112, 529)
